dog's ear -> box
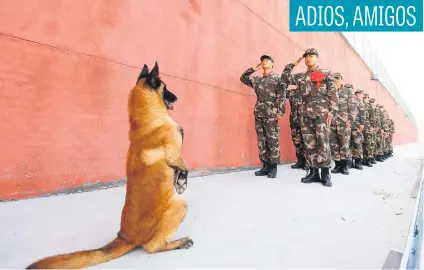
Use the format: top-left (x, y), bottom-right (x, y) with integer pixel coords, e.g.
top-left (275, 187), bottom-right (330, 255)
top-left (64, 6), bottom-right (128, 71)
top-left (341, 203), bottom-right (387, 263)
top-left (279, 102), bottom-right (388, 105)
top-left (136, 64), bottom-right (149, 84)
top-left (147, 62), bottom-right (161, 89)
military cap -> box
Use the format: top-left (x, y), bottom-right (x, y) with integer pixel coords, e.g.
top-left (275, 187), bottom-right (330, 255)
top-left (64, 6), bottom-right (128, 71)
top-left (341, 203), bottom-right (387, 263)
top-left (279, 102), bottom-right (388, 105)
top-left (303, 48), bottom-right (319, 57)
top-left (377, 104), bottom-right (383, 108)
top-left (344, 83), bottom-right (353, 88)
top-left (260, 55), bottom-right (274, 63)
top-left (369, 98), bottom-right (375, 103)
top-left (333, 72), bottom-right (342, 79)
top-left (364, 93), bottom-right (369, 98)
top-left (355, 89), bottom-right (364, 94)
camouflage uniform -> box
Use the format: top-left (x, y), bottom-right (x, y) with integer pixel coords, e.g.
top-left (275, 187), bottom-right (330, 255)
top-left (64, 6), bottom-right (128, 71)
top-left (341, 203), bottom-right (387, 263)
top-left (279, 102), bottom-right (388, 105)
top-left (382, 108), bottom-right (391, 159)
top-left (329, 73), bottom-right (355, 175)
top-left (350, 89), bottom-right (366, 169)
top-left (240, 55), bottom-right (287, 178)
top-left (375, 104), bottom-right (386, 162)
top-left (389, 118), bottom-right (395, 156)
top-left (369, 98), bottom-right (379, 164)
top-left (287, 87), bottom-right (308, 170)
top-left (283, 48), bottom-right (339, 187)
top-left (362, 93), bottom-right (375, 167)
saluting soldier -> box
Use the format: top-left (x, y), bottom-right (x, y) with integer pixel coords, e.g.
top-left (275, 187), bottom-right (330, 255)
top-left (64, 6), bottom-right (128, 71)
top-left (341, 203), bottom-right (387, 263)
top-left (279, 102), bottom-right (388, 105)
top-left (240, 55), bottom-right (287, 178)
top-left (351, 89), bottom-right (366, 170)
top-left (282, 48), bottom-right (339, 187)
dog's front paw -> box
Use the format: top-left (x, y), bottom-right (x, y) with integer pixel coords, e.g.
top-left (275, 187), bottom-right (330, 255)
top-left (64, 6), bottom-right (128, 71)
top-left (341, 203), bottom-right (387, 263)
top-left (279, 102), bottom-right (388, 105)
top-left (177, 237), bottom-right (194, 249)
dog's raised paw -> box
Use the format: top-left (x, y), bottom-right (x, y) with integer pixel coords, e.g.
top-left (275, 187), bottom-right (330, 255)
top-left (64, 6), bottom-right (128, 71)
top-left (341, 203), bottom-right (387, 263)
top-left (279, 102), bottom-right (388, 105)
top-left (178, 237), bottom-right (194, 249)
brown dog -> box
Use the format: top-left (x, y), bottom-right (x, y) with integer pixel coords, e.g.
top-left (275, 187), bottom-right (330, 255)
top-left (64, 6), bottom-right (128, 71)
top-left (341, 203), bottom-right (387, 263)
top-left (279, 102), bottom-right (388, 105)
top-left (26, 62), bottom-right (193, 269)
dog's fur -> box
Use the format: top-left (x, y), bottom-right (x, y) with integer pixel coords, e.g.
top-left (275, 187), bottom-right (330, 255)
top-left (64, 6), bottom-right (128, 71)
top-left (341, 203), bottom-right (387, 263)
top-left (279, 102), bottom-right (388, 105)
top-left (26, 62), bottom-right (192, 269)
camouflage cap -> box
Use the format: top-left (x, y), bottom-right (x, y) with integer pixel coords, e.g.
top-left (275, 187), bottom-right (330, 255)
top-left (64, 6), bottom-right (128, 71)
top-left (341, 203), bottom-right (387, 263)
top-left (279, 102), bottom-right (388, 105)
top-left (369, 98), bottom-right (375, 103)
top-left (333, 72), bottom-right (342, 79)
top-left (303, 48), bottom-right (318, 57)
top-left (377, 104), bottom-right (383, 108)
top-left (260, 55), bottom-right (274, 63)
top-left (364, 93), bottom-right (369, 98)
top-left (355, 89), bottom-right (364, 94)
top-left (344, 83), bottom-right (353, 88)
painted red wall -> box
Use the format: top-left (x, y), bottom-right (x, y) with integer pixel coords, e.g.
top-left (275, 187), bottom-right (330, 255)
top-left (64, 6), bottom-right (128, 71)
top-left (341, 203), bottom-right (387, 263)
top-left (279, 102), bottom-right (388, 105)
top-left (0, 0), bottom-right (417, 200)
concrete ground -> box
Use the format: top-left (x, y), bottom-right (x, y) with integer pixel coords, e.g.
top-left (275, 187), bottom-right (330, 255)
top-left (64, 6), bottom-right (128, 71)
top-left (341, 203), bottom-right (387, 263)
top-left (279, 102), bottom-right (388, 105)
top-left (1, 144), bottom-right (423, 269)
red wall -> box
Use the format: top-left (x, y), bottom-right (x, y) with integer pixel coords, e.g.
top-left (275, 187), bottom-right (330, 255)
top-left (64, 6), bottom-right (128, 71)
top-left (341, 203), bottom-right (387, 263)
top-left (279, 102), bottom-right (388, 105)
top-left (0, 0), bottom-right (417, 200)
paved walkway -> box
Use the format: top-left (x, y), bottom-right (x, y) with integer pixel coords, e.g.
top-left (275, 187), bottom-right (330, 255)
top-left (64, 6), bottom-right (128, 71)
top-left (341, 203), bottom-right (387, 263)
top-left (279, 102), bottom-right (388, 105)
top-left (1, 143), bottom-right (423, 269)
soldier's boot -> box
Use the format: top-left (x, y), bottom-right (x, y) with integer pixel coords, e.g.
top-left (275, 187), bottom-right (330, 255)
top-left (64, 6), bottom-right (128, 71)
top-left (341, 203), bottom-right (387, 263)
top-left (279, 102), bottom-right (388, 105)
top-left (321, 167), bottom-right (332, 187)
top-left (301, 168), bottom-right (321, 184)
top-left (267, 163), bottom-right (277, 178)
top-left (331, 160), bottom-right (342, 174)
top-left (303, 164), bottom-right (310, 171)
top-left (291, 155), bottom-right (305, 169)
top-left (389, 151), bottom-right (393, 157)
top-left (365, 159), bottom-right (373, 167)
top-left (347, 158), bottom-right (353, 169)
top-left (371, 158), bottom-right (377, 164)
top-left (255, 163), bottom-right (270, 176)
top-left (376, 155), bottom-right (384, 162)
top-left (354, 158), bottom-right (364, 170)
top-left (341, 159), bottom-right (349, 175)
top-left (382, 153), bottom-right (387, 160)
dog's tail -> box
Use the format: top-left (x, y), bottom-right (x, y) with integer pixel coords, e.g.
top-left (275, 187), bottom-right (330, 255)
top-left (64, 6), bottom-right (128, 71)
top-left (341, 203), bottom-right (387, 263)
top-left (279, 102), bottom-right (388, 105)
top-left (26, 237), bottom-right (136, 269)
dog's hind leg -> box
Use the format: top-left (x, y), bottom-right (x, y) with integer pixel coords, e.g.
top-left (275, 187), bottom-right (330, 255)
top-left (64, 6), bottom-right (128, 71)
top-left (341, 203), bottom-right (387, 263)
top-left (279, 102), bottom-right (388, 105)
top-left (142, 200), bottom-right (193, 254)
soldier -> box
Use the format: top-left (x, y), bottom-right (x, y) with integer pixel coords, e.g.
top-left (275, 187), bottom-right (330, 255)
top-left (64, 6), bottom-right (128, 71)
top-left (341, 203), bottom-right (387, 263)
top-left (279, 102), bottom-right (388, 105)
top-left (369, 98), bottom-right (378, 164)
top-left (389, 118), bottom-right (395, 157)
top-left (375, 104), bottom-right (386, 162)
top-left (329, 72), bottom-right (355, 175)
top-left (362, 93), bottom-right (375, 167)
top-left (351, 89), bottom-right (366, 170)
top-left (240, 55), bottom-right (287, 178)
top-left (382, 108), bottom-right (391, 160)
top-left (283, 48), bottom-right (339, 187)
top-left (287, 84), bottom-right (309, 170)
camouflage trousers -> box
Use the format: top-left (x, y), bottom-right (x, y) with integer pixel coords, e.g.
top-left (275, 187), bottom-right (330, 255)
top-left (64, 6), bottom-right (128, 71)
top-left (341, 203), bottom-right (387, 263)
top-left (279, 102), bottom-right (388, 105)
top-left (375, 131), bottom-right (385, 155)
top-left (290, 114), bottom-right (305, 158)
top-left (363, 128), bottom-right (375, 159)
top-left (351, 129), bottom-right (364, 158)
top-left (255, 116), bottom-right (280, 164)
top-left (300, 115), bottom-right (331, 168)
top-left (329, 123), bottom-right (351, 161)
top-left (384, 133), bottom-right (390, 153)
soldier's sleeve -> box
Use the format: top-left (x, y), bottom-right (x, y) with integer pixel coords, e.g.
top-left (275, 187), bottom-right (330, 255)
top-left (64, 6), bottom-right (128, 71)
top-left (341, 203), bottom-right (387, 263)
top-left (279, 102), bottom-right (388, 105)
top-left (379, 112), bottom-right (384, 131)
top-left (240, 68), bottom-right (256, 88)
top-left (392, 120), bottom-right (396, 132)
top-left (359, 102), bottom-right (366, 125)
top-left (276, 77), bottom-right (287, 115)
top-left (348, 90), bottom-right (355, 123)
top-left (383, 113), bottom-right (390, 132)
top-left (325, 71), bottom-right (339, 116)
top-left (281, 63), bottom-right (296, 86)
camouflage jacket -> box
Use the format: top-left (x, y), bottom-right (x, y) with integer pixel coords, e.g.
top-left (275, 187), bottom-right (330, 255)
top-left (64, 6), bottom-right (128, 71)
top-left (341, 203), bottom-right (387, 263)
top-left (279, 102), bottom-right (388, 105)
top-left (240, 68), bottom-right (287, 118)
top-left (390, 119), bottom-right (395, 133)
top-left (352, 95), bottom-right (366, 130)
top-left (371, 104), bottom-right (381, 130)
top-left (331, 85), bottom-right (355, 126)
top-left (364, 101), bottom-right (377, 129)
top-left (282, 64), bottom-right (339, 118)
top-left (286, 87), bottom-right (302, 118)
top-left (381, 109), bottom-right (390, 132)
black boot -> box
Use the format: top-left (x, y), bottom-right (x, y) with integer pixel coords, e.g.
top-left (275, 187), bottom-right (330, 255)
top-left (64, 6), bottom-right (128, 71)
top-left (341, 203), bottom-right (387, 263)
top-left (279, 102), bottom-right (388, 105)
top-left (291, 155), bottom-right (305, 169)
top-left (365, 158), bottom-right (373, 167)
top-left (347, 158), bottom-right (353, 169)
top-left (331, 160), bottom-right (342, 174)
top-left (255, 163), bottom-right (270, 176)
top-left (301, 168), bottom-right (321, 184)
top-left (371, 158), bottom-right (377, 164)
top-left (341, 159), bottom-right (349, 175)
top-left (376, 155), bottom-right (384, 162)
top-left (382, 153), bottom-right (387, 160)
top-left (267, 163), bottom-right (277, 178)
top-left (389, 151), bottom-right (393, 157)
top-left (303, 164), bottom-right (310, 171)
top-left (354, 158), bottom-right (364, 170)
top-left (321, 167), bottom-right (332, 187)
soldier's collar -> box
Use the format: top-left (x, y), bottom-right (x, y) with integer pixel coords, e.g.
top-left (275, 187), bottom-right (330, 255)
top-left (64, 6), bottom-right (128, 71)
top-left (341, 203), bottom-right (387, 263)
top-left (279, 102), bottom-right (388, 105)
top-left (262, 70), bottom-right (274, 77)
top-left (307, 65), bottom-right (319, 72)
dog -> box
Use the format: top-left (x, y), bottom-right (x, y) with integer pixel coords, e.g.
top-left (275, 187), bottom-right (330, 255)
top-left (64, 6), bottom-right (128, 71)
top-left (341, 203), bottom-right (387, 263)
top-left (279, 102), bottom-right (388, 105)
top-left (26, 62), bottom-right (192, 269)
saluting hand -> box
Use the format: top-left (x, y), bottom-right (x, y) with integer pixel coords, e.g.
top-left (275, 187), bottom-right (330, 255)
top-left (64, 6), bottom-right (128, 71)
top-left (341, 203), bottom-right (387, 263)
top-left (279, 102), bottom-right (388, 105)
top-left (292, 57), bottom-right (303, 66)
top-left (253, 63), bottom-right (262, 71)
top-left (359, 125), bottom-right (364, 132)
top-left (327, 113), bottom-right (333, 126)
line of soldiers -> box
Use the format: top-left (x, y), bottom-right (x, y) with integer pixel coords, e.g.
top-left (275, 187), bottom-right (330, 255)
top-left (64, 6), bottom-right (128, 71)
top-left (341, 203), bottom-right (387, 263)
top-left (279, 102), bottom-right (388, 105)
top-left (240, 48), bottom-right (395, 187)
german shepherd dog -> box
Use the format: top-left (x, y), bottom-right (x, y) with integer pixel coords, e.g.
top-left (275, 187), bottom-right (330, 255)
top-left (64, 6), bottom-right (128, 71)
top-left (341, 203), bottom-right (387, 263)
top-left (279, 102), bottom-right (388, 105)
top-left (26, 62), bottom-right (192, 269)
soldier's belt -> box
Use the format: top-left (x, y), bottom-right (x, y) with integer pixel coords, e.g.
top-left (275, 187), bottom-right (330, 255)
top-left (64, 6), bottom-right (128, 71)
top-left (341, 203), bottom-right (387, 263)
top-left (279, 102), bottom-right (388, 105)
top-left (302, 96), bottom-right (326, 103)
